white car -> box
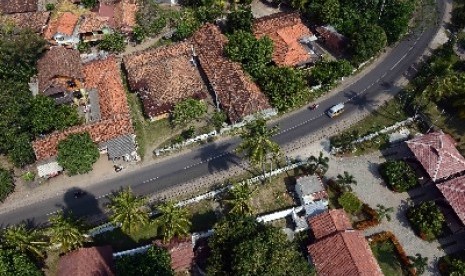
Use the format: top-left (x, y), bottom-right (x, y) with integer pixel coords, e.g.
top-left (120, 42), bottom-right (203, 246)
top-left (327, 103), bottom-right (345, 118)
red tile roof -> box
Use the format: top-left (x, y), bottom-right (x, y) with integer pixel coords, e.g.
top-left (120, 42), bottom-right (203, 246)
top-left (1, 11), bottom-right (50, 33)
top-left (97, 0), bottom-right (137, 32)
top-left (123, 42), bottom-right (208, 118)
top-left (57, 246), bottom-right (115, 276)
top-left (79, 13), bottom-right (110, 33)
top-left (33, 56), bottom-right (134, 161)
top-left (155, 238), bottom-right (194, 272)
top-left (308, 209), bottom-right (352, 239)
top-left (437, 175), bottom-right (465, 225)
top-left (44, 12), bottom-right (79, 39)
top-left (0, 0), bottom-right (37, 14)
top-left (406, 132), bottom-right (465, 182)
top-left (253, 12), bottom-right (314, 66)
top-left (36, 46), bottom-right (83, 93)
top-left (192, 24), bottom-right (271, 123)
top-left (308, 231), bottom-right (382, 276)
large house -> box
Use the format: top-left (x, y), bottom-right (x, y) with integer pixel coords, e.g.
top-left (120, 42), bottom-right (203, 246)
top-left (123, 42), bottom-right (208, 120)
top-left (97, 0), bottom-right (138, 34)
top-left (253, 12), bottom-right (318, 67)
top-left (307, 209), bottom-right (383, 276)
top-left (192, 24), bottom-right (272, 123)
top-left (43, 12), bottom-right (81, 47)
top-left (1, 11), bottom-right (50, 33)
top-left (57, 246), bottom-right (115, 276)
top-left (437, 175), bottom-right (465, 229)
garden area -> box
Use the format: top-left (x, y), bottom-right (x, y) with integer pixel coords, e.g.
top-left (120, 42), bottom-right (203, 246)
top-left (379, 160), bottom-right (419, 192)
top-left (439, 253), bottom-right (465, 275)
top-left (407, 201), bottom-right (446, 241)
top-left (370, 239), bottom-right (409, 276)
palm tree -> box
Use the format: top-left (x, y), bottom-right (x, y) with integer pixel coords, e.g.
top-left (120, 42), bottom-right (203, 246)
top-left (48, 212), bottom-right (86, 253)
top-left (223, 183), bottom-right (255, 215)
top-left (237, 118), bottom-right (280, 182)
top-left (408, 253), bottom-right (428, 275)
top-left (307, 152), bottom-right (329, 176)
top-left (107, 187), bottom-right (149, 235)
top-left (336, 171), bottom-right (357, 192)
top-left (1, 224), bottom-right (48, 258)
top-left (156, 201), bottom-right (191, 243)
top-left (376, 204), bottom-right (394, 222)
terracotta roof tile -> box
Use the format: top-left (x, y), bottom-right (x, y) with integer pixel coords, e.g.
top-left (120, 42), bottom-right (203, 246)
top-left (79, 13), bottom-right (110, 33)
top-left (44, 12), bottom-right (79, 39)
top-left (192, 24), bottom-right (271, 123)
top-left (1, 11), bottom-right (50, 33)
top-left (0, 0), bottom-right (37, 14)
top-left (36, 46), bottom-right (83, 93)
top-left (57, 246), bottom-right (115, 276)
top-left (406, 132), bottom-right (465, 181)
top-left (123, 42), bottom-right (208, 118)
top-left (113, 0), bottom-right (137, 32)
top-left (155, 238), bottom-right (194, 272)
top-left (308, 209), bottom-right (352, 239)
top-left (315, 25), bottom-right (348, 56)
top-left (253, 12), bottom-right (314, 66)
top-left (437, 175), bottom-right (465, 225)
top-left (308, 231), bottom-right (382, 276)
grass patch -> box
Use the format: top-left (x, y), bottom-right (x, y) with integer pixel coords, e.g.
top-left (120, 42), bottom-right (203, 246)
top-left (371, 240), bottom-right (408, 276)
top-left (187, 200), bottom-right (218, 233)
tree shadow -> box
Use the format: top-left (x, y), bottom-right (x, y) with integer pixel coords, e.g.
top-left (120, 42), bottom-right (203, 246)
top-left (194, 142), bottom-right (250, 174)
top-left (56, 187), bottom-right (107, 226)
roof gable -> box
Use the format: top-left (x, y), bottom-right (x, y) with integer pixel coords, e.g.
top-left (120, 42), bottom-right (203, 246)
top-left (44, 12), bottom-right (79, 39)
top-left (308, 209), bottom-right (352, 239)
top-left (437, 175), bottom-right (465, 225)
top-left (406, 132), bottom-right (465, 181)
top-left (57, 246), bottom-right (115, 276)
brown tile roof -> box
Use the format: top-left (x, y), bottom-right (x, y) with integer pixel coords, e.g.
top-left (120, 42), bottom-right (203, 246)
top-left (437, 175), bottom-right (465, 225)
top-left (308, 209), bottom-right (352, 239)
top-left (83, 56), bottom-right (130, 120)
top-left (1, 11), bottom-right (50, 33)
top-left (36, 46), bottom-right (83, 93)
top-left (79, 13), bottom-right (110, 33)
top-left (253, 12), bottom-right (313, 66)
top-left (155, 238), bottom-right (194, 272)
top-left (0, 0), bottom-right (37, 14)
top-left (33, 56), bottom-right (134, 161)
top-left (123, 42), bottom-right (208, 118)
top-left (308, 231), bottom-right (382, 276)
top-left (43, 12), bottom-right (79, 39)
top-left (113, 0), bottom-right (137, 32)
top-left (406, 132), bottom-right (465, 182)
top-left (57, 246), bottom-right (115, 276)
top-left (192, 24), bottom-right (271, 123)
top-left (315, 25), bottom-right (348, 56)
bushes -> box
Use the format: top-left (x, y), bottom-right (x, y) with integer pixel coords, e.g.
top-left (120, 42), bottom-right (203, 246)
top-left (99, 33), bottom-right (126, 53)
top-left (115, 246), bottom-right (174, 276)
top-left (407, 201), bottom-right (445, 241)
top-left (0, 168), bottom-right (14, 202)
top-left (338, 192), bottom-right (363, 214)
top-left (57, 132), bottom-right (100, 175)
top-left (354, 204), bottom-right (379, 230)
top-left (439, 256), bottom-right (465, 275)
top-left (379, 160), bottom-right (418, 192)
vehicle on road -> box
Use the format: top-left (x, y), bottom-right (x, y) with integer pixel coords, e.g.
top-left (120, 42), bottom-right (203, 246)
top-left (327, 103), bottom-right (345, 118)
top-left (310, 104), bottom-right (319, 110)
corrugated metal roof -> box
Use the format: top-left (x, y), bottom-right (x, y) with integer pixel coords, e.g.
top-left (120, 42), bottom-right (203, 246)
top-left (101, 134), bottom-right (136, 159)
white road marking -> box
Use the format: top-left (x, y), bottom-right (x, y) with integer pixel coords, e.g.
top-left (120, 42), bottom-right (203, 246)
top-left (183, 152), bottom-right (230, 170)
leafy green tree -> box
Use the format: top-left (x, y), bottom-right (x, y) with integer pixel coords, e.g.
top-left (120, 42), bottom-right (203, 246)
top-left (407, 201), bottom-right (445, 240)
top-left (8, 133), bottom-right (35, 167)
top-left (135, 1), bottom-right (167, 39)
top-left (172, 9), bottom-right (201, 41)
top-left (375, 204), bottom-right (394, 222)
top-left (48, 212), bottom-right (86, 253)
top-left (310, 59), bottom-right (353, 86)
top-left (156, 201), bottom-right (191, 243)
top-left (378, 0), bottom-right (414, 43)
top-left (132, 25), bottom-right (147, 43)
top-left (307, 0), bottom-right (340, 24)
top-left (237, 118), bottom-right (280, 181)
top-left (226, 6), bottom-right (254, 33)
top-left (115, 246), bottom-right (174, 276)
top-left (307, 152), bottom-right (329, 176)
top-left (408, 253), bottom-right (428, 275)
top-left (1, 225), bottom-right (48, 259)
top-left (349, 24), bottom-right (387, 64)
top-left (81, 0), bottom-right (97, 8)
top-left (45, 3), bottom-right (55, 11)
top-left (172, 98), bottom-right (207, 126)
top-left (223, 183), bottom-right (255, 215)
top-left (257, 66), bottom-right (309, 111)
top-left (207, 215), bottom-right (315, 275)
top-left (379, 160), bottom-right (418, 192)
top-left (0, 248), bottom-right (43, 276)
top-left (449, 258), bottom-right (465, 276)
top-left (338, 192), bottom-right (363, 214)
top-left (0, 168), bottom-right (13, 202)
top-left (336, 171), bottom-right (357, 192)
top-left (99, 33), bottom-right (126, 53)
top-left (210, 111), bottom-right (227, 130)
top-left (108, 187), bottom-right (149, 235)
top-left (57, 132), bottom-right (100, 175)
top-left (452, 5), bottom-right (465, 29)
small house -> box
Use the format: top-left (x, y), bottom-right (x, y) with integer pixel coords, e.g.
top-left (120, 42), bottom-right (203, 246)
top-left (43, 12), bottom-right (80, 47)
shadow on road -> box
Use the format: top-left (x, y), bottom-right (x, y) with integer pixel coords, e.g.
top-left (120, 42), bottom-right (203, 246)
top-left (56, 187), bottom-right (107, 225)
top-left (195, 142), bottom-right (248, 174)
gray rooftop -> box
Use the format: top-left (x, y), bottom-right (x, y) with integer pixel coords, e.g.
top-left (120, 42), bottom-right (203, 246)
top-left (88, 88), bottom-right (101, 122)
top-left (296, 175), bottom-right (325, 196)
top-left (101, 134), bottom-right (136, 159)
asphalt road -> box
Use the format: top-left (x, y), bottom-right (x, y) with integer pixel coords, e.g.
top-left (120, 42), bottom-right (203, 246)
top-left (0, 2), bottom-right (444, 226)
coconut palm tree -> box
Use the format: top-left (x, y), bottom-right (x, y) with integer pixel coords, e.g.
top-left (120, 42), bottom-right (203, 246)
top-left (48, 212), bottom-right (86, 253)
top-left (336, 171), bottom-right (357, 192)
top-left (1, 224), bottom-right (48, 258)
top-left (223, 183), bottom-right (255, 215)
top-left (376, 204), bottom-right (394, 222)
top-left (307, 152), bottom-right (329, 176)
top-left (237, 118), bottom-right (280, 182)
top-left (408, 253), bottom-right (428, 275)
top-left (156, 201), bottom-right (191, 243)
top-left (107, 187), bottom-right (149, 235)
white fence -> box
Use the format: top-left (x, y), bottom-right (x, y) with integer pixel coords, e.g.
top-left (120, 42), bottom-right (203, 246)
top-left (352, 117), bottom-right (415, 144)
top-left (256, 208), bottom-right (295, 223)
top-left (113, 244), bottom-right (152, 258)
top-left (88, 222), bottom-right (120, 237)
top-left (154, 109), bottom-right (278, 156)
